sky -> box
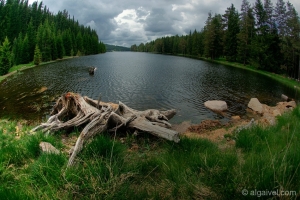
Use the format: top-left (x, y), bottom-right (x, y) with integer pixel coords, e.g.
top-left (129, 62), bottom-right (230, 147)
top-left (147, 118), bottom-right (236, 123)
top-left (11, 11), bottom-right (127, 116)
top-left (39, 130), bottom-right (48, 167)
top-left (28, 0), bottom-right (300, 47)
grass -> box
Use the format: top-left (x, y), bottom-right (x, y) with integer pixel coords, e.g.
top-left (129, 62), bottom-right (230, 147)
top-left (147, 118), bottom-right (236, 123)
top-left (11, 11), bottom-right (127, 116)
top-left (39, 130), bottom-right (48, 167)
top-left (1, 107), bottom-right (300, 199)
top-left (234, 107), bottom-right (300, 197)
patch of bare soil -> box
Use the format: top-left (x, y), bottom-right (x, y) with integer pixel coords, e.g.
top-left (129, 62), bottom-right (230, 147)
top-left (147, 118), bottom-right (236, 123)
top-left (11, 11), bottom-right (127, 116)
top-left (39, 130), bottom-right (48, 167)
top-left (187, 120), bottom-right (223, 133)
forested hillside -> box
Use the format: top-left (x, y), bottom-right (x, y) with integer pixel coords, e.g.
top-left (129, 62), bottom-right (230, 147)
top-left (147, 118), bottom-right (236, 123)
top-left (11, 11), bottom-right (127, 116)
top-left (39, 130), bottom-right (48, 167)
top-left (0, 0), bottom-right (106, 76)
top-left (105, 44), bottom-right (130, 52)
top-left (131, 0), bottom-right (300, 79)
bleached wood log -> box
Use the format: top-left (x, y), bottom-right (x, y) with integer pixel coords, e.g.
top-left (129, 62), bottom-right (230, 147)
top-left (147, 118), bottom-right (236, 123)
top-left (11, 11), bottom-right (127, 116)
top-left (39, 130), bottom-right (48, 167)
top-left (32, 92), bottom-right (179, 167)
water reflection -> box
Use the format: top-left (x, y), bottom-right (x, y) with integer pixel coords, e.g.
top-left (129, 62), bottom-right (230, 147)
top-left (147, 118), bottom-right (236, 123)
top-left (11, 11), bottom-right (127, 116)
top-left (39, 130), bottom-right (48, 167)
top-left (0, 52), bottom-right (298, 123)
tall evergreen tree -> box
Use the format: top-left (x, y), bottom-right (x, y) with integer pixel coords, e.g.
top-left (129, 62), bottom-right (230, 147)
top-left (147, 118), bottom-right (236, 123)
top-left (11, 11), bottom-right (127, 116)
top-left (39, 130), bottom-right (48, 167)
top-left (12, 33), bottom-right (23, 65)
top-left (56, 33), bottom-right (64, 59)
top-left (0, 37), bottom-right (12, 75)
top-left (191, 30), bottom-right (199, 56)
top-left (237, 0), bottom-right (255, 65)
top-left (274, 0), bottom-right (287, 37)
top-left (223, 4), bottom-right (240, 61)
top-left (26, 18), bottom-right (36, 61)
top-left (33, 44), bottom-right (42, 65)
top-left (204, 13), bottom-right (223, 59)
top-left (21, 34), bottom-right (30, 64)
top-left (284, 2), bottom-right (300, 78)
top-left (204, 12), bottom-right (214, 58)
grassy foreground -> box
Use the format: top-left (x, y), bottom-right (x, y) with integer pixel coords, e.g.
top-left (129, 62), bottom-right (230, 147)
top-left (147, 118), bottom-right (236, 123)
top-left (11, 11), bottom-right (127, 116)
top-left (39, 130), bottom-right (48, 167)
top-left (1, 107), bottom-right (300, 199)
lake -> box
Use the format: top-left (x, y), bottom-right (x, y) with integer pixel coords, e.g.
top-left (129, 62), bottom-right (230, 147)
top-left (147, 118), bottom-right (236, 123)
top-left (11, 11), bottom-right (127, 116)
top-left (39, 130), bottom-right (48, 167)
top-left (0, 52), bottom-right (298, 124)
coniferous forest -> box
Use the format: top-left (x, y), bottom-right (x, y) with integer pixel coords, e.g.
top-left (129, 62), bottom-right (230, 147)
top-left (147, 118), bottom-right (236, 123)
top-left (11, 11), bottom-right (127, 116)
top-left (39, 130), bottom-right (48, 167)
top-left (131, 0), bottom-right (300, 79)
top-left (0, 0), bottom-right (106, 76)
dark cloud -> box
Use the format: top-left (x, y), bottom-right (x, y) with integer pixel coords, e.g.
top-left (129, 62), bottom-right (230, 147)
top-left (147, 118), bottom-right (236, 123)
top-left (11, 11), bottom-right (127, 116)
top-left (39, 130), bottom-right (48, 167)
top-left (144, 8), bottom-right (175, 33)
top-left (30, 0), bottom-right (300, 47)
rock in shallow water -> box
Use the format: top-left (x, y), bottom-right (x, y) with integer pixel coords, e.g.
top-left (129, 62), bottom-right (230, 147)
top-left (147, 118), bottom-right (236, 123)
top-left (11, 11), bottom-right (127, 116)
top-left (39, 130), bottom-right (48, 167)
top-left (204, 100), bottom-right (228, 112)
top-left (247, 98), bottom-right (263, 114)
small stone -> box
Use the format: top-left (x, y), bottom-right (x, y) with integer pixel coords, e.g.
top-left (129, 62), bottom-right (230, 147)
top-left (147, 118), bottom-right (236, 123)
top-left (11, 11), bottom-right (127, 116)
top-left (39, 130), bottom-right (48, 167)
top-left (39, 142), bottom-right (60, 154)
top-left (281, 94), bottom-right (288, 101)
top-left (231, 115), bottom-right (241, 120)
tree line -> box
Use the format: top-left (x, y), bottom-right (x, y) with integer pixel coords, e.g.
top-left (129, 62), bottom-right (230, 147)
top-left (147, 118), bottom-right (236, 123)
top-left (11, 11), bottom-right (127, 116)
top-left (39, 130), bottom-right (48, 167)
top-left (131, 0), bottom-right (300, 79)
top-left (0, 0), bottom-right (106, 76)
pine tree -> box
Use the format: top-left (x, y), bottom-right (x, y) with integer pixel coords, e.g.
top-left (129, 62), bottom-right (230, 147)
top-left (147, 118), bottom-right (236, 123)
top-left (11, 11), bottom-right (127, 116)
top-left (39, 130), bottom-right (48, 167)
top-left (33, 45), bottom-right (42, 65)
top-left (237, 0), bottom-right (255, 65)
top-left (223, 4), bottom-right (240, 61)
top-left (191, 30), bottom-right (199, 56)
top-left (204, 13), bottom-right (223, 59)
top-left (12, 33), bottom-right (23, 65)
top-left (187, 30), bottom-right (192, 55)
top-left (56, 33), bottom-right (65, 59)
top-left (204, 12), bottom-right (214, 58)
top-left (76, 32), bottom-right (83, 54)
top-left (26, 18), bottom-right (36, 61)
top-left (0, 37), bottom-right (12, 75)
top-left (284, 2), bottom-right (300, 78)
top-left (274, 0), bottom-right (287, 37)
top-left (21, 34), bottom-right (30, 64)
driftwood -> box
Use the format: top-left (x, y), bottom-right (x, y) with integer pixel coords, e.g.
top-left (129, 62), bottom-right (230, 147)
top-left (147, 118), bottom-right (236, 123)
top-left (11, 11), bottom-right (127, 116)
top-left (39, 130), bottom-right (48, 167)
top-left (32, 92), bottom-right (179, 167)
top-left (89, 67), bottom-right (96, 75)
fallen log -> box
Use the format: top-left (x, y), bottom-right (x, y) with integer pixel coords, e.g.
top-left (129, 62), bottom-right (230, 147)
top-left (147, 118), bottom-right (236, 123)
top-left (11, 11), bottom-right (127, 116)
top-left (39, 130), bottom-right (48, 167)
top-left (32, 92), bottom-right (179, 167)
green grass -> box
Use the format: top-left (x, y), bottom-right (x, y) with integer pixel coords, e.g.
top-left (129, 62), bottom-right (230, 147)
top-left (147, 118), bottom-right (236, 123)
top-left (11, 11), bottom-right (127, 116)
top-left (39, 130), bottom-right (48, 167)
top-left (8, 62), bottom-right (35, 73)
top-left (1, 107), bottom-right (300, 199)
top-left (235, 107), bottom-right (300, 197)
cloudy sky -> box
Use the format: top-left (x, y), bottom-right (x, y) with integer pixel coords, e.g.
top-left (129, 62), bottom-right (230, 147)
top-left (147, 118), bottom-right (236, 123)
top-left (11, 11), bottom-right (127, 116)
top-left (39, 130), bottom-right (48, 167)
top-left (28, 0), bottom-right (299, 47)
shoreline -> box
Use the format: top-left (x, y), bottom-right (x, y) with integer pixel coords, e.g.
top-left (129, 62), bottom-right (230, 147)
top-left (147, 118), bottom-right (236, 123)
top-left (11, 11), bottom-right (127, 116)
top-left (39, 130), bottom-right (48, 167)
top-left (0, 56), bottom-right (77, 83)
top-left (146, 52), bottom-right (300, 91)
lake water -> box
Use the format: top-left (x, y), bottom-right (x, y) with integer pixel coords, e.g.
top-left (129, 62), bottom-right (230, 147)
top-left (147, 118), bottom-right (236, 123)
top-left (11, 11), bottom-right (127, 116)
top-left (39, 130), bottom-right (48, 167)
top-left (0, 52), bottom-right (298, 124)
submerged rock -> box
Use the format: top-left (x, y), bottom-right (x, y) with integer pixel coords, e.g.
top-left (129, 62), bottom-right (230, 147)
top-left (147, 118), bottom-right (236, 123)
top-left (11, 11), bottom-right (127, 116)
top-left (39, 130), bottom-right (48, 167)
top-left (204, 100), bottom-right (228, 112)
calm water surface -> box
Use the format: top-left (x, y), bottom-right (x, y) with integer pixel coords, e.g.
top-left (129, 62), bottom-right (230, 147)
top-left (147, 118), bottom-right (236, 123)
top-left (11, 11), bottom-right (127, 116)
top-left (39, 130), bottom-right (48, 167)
top-left (0, 52), bottom-right (298, 123)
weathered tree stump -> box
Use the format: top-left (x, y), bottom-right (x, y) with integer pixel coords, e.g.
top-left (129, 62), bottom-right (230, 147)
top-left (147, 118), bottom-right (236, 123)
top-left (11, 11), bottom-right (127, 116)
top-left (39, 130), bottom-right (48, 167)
top-left (32, 92), bottom-right (179, 167)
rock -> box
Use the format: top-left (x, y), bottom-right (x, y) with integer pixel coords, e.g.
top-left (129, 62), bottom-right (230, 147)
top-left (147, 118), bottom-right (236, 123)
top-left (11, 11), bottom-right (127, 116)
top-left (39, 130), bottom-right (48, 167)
top-left (281, 94), bottom-right (288, 101)
top-left (248, 98), bottom-right (263, 114)
top-left (204, 100), bottom-right (228, 112)
top-left (231, 115), bottom-right (241, 120)
top-left (39, 142), bottom-right (60, 154)
top-left (286, 101), bottom-right (296, 108)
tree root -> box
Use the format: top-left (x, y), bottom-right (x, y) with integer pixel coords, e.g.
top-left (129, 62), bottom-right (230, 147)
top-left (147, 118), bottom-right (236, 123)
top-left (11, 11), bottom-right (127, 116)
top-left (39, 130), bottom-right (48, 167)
top-left (32, 92), bottom-right (179, 167)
